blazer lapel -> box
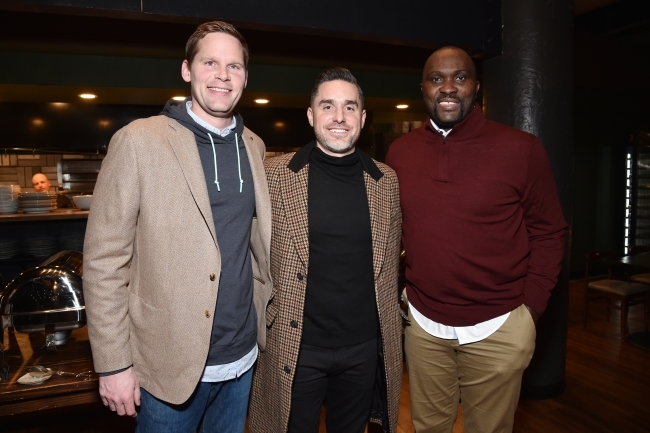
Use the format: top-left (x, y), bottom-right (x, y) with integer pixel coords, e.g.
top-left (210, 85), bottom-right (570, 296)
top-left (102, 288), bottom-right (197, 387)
top-left (281, 164), bottom-right (310, 267)
top-left (165, 118), bottom-right (217, 245)
top-left (366, 172), bottom-right (390, 281)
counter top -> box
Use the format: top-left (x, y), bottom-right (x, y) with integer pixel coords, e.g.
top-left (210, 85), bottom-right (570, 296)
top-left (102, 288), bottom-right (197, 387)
top-left (0, 326), bottom-right (99, 416)
top-left (0, 209), bottom-right (89, 223)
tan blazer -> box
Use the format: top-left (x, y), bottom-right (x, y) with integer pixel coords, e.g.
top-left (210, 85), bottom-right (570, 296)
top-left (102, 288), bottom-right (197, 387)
top-left (249, 144), bottom-right (403, 433)
top-left (83, 116), bottom-right (272, 405)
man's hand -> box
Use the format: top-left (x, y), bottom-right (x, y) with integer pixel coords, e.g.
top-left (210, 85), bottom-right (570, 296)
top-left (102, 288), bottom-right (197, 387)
top-left (98, 367), bottom-right (141, 417)
top-left (525, 305), bottom-right (539, 324)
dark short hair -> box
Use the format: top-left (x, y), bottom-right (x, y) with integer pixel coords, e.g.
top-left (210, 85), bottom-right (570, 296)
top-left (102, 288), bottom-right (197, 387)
top-left (185, 21), bottom-right (249, 68)
top-left (310, 67), bottom-right (364, 108)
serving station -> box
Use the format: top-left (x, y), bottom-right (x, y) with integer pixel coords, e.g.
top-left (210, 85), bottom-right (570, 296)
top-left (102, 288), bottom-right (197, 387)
top-left (0, 326), bottom-right (98, 417)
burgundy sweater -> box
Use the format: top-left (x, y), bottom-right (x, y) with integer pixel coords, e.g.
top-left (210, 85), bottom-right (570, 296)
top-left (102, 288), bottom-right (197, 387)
top-left (386, 105), bottom-right (567, 326)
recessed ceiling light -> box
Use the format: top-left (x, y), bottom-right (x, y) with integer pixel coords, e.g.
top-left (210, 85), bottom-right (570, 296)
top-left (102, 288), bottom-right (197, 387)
top-left (172, 96), bottom-right (186, 101)
top-left (79, 93), bottom-right (97, 99)
top-left (255, 99), bottom-right (269, 104)
top-left (396, 104), bottom-right (409, 109)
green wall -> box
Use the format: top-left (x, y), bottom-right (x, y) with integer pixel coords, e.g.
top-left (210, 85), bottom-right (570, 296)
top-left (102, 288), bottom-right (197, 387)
top-left (0, 51), bottom-right (421, 99)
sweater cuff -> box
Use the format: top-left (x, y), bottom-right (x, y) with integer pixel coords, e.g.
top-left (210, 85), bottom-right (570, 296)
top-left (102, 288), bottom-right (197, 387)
top-left (522, 282), bottom-right (551, 316)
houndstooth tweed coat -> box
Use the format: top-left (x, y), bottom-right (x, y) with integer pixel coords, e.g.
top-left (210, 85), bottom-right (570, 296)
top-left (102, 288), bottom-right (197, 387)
top-left (249, 141), bottom-right (402, 433)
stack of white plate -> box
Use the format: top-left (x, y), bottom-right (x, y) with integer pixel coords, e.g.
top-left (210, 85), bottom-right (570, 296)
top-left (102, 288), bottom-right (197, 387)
top-left (0, 239), bottom-right (20, 260)
top-left (0, 185), bottom-right (20, 214)
top-left (23, 236), bottom-right (59, 257)
top-left (19, 191), bottom-right (57, 214)
top-left (59, 233), bottom-right (85, 252)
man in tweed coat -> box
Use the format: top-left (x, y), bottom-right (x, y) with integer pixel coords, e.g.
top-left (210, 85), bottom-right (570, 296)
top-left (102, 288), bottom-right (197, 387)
top-left (83, 22), bottom-right (271, 433)
top-left (249, 68), bottom-right (402, 433)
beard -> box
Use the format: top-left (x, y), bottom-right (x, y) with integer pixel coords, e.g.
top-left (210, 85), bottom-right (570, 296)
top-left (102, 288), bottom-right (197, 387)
top-left (313, 128), bottom-right (359, 155)
top-left (428, 96), bottom-right (473, 129)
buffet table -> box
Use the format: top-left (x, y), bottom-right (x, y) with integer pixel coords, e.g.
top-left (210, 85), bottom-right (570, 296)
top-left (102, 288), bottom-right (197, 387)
top-left (0, 326), bottom-right (99, 416)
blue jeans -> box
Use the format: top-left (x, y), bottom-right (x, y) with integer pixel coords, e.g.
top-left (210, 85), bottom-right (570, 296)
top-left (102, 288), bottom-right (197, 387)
top-left (135, 367), bottom-right (253, 433)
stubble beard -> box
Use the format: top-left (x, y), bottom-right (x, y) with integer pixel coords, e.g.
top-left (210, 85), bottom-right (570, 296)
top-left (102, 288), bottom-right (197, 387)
top-left (429, 98), bottom-right (471, 130)
top-left (314, 130), bottom-right (359, 155)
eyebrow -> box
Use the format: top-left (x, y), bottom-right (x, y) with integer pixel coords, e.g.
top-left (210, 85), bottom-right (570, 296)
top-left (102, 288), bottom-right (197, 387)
top-left (318, 99), bottom-right (359, 106)
top-left (198, 56), bottom-right (244, 66)
top-left (428, 69), bottom-right (471, 75)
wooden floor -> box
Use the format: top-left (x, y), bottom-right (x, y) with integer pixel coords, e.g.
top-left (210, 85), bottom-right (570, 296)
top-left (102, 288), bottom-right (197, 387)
top-left (3, 281), bottom-right (649, 432)
top-left (393, 280), bottom-right (650, 433)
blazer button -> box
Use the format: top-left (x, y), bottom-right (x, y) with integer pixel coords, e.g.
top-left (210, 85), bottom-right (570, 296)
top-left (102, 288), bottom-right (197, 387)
top-left (209, 273), bottom-right (216, 281)
top-left (290, 320), bottom-right (299, 328)
top-left (297, 273), bottom-right (303, 281)
top-left (284, 366), bottom-right (291, 374)
top-left (205, 310), bottom-right (211, 318)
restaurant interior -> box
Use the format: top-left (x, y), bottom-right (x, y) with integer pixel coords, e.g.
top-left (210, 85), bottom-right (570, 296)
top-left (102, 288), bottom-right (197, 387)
top-left (0, 0), bottom-right (649, 432)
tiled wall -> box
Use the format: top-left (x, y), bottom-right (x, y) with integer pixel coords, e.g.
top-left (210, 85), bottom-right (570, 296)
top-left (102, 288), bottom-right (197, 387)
top-left (0, 154), bottom-right (104, 192)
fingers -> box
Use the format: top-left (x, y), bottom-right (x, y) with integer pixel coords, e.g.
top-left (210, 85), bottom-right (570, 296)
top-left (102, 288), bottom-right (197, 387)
top-left (98, 368), bottom-right (140, 417)
top-left (134, 383), bottom-right (141, 408)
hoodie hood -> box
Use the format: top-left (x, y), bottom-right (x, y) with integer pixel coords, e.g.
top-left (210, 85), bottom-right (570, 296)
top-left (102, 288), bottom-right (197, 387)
top-left (162, 98), bottom-right (247, 193)
top-left (161, 98), bottom-right (245, 140)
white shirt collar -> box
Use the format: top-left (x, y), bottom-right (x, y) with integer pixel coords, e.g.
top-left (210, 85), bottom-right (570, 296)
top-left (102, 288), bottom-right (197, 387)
top-left (429, 118), bottom-right (452, 137)
top-left (186, 100), bottom-right (236, 137)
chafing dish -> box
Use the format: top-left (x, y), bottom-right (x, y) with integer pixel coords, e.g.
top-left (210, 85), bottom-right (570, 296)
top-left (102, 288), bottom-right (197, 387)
top-left (0, 251), bottom-right (85, 350)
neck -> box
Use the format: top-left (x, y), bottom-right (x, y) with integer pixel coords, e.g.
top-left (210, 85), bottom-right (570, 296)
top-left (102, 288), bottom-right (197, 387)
top-left (190, 104), bottom-right (234, 130)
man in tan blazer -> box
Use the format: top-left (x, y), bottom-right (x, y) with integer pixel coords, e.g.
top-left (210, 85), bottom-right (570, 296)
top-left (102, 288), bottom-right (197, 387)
top-left (248, 68), bottom-right (402, 433)
top-left (83, 21), bottom-right (271, 433)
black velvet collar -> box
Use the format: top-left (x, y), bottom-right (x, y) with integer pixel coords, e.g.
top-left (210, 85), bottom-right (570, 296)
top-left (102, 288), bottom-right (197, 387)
top-left (287, 140), bottom-right (383, 181)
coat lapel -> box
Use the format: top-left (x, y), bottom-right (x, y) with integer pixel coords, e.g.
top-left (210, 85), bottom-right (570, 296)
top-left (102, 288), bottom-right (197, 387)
top-left (282, 164), bottom-right (310, 267)
top-left (242, 128), bottom-right (272, 255)
top-left (165, 118), bottom-right (217, 246)
top-left (365, 172), bottom-right (390, 281)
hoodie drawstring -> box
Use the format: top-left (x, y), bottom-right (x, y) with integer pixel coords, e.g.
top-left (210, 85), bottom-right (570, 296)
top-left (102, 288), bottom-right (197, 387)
top-left (208, 132), bottom-right (243, 193)
top-left (208, 133), bottom-right (221, 192)
top-left (235, 134), bottom-right (243, 193)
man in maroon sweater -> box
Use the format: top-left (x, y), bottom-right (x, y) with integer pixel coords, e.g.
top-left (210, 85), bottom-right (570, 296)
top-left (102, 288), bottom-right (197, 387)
top-left (386, 47), bottom-right (567, 433)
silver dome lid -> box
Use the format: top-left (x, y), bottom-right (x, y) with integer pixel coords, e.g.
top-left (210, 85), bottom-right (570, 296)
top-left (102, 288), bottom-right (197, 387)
top-left (1, 250), bottom-right (85, 347)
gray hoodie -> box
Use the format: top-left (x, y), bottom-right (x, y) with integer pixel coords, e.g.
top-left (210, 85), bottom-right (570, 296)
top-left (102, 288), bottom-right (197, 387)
top-left (162, 99), bottom-right (257, 366)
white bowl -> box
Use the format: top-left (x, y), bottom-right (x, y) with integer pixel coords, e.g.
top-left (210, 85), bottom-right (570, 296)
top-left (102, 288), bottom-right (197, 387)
top-left (73, 195), bottom-right (92, 210)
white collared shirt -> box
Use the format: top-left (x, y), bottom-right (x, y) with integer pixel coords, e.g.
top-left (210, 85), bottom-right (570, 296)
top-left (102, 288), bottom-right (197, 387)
top-left (430, 118), bottom-right (452, 137)
top-left (186, 100), bottom-right (236, 137)
top-left (410, 303), bottom-right (510, 345)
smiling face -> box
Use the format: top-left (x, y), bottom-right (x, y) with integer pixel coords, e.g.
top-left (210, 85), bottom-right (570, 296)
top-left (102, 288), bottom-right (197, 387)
top-left (307, 80), bottom-right (366, 157)
top-left (181, 32), bottom-right (247, 129)
top-left (421, 47), bottom-right (480, 129)
top-left (31, 173), bottom-right (51, 192)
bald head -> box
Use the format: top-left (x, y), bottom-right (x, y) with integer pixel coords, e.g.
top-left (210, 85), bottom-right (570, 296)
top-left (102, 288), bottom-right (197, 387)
top-left (421, 46), bottom-right (480, 129)
top-left (31, 173), bottom-right (51, 192)
top-left (423, 47), bottom-right (477, 82)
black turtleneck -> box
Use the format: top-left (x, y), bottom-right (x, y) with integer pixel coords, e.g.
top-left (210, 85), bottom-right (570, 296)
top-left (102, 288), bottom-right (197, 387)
top-left (303, 147), bottom-right (378, 348)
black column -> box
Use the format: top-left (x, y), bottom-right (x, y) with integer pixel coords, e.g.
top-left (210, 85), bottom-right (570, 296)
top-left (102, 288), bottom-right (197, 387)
top-left (482, 0), bottom-right (574, 399)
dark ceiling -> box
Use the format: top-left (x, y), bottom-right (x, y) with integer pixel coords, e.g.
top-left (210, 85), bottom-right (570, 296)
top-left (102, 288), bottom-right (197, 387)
top-left (0, 0), bottom-right (648, 106)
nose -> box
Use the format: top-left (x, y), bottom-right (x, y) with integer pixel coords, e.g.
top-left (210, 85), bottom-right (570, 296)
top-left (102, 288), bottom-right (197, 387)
top-left (215, 65), bottom-right (229, 81)
top-left (332, 106), bottom-right (345, 123)
top-left (439, 78), bottom-right (457, 95)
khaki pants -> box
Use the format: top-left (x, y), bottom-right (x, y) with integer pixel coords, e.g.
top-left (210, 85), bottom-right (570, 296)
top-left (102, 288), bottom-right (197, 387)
top-left (404, 304), bottom-right (536, 433)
